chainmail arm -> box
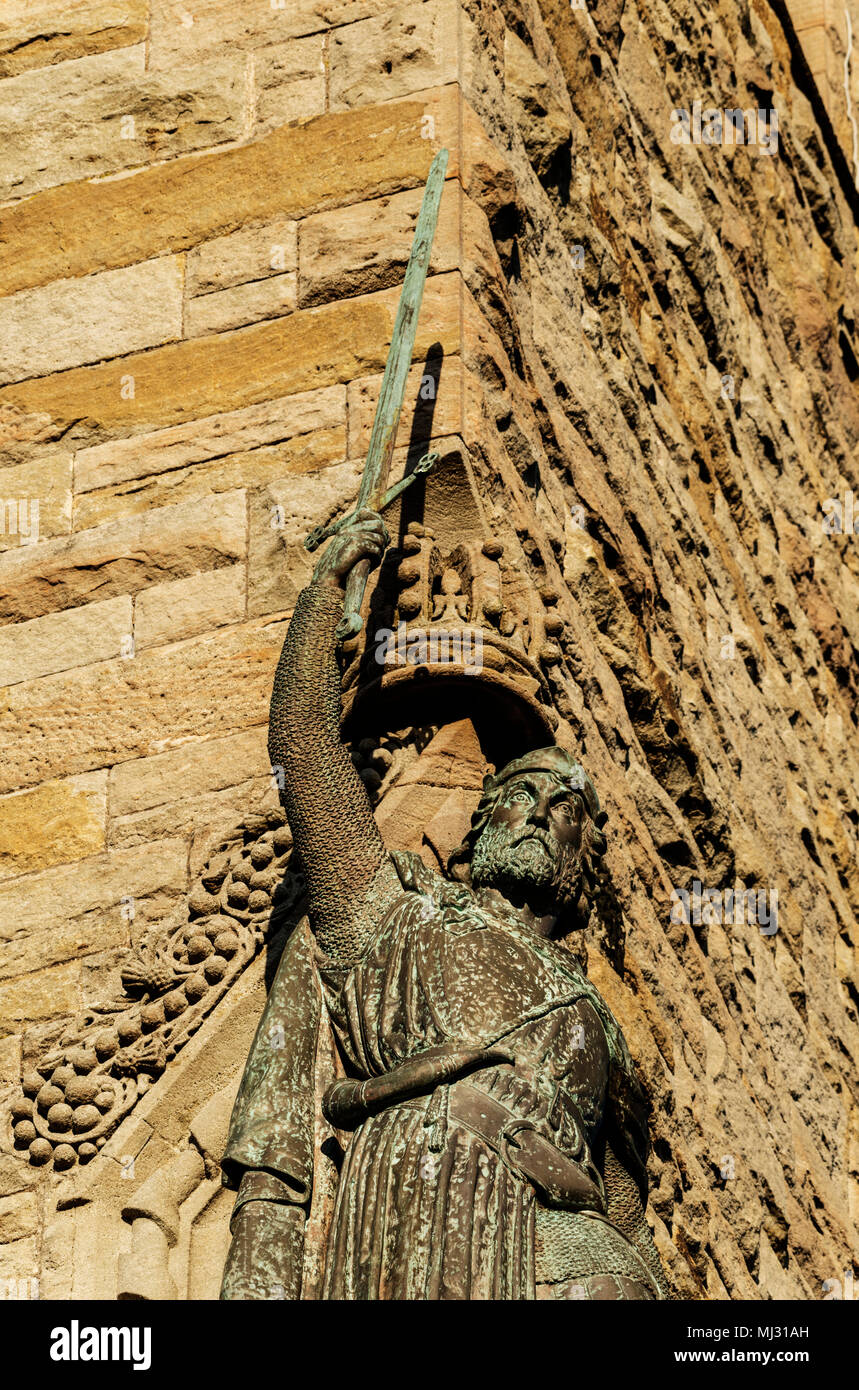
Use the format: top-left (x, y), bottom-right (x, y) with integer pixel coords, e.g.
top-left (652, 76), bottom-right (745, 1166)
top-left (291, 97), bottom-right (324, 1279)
top-left (268, 580), bottom-right (401, 963)
top-left (603, 1141), bottom-right (672, 1298)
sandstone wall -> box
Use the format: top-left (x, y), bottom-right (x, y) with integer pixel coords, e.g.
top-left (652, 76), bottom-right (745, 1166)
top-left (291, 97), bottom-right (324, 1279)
top-left (0, 0), bottom-right (857, 1300)
top-left (784, 0), bottom-right (859, 182)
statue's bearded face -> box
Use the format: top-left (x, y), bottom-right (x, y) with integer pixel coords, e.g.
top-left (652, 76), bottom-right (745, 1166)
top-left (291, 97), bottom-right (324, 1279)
top-left (470, 770), bottom-right (586, 916)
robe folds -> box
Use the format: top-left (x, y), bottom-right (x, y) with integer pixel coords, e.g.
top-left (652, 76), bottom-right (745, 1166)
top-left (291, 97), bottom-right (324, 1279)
top-left (222, 852), bottom-right (653, 1300)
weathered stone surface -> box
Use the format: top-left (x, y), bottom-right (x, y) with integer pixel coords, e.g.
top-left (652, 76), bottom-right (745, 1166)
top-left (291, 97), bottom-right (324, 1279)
top-left (503, 26), bottom-right (572, 181)
top-left (134, 565), bottom-right (246, 651)
top-left (0, 48), bottom-right (246, 202)
top-left (37, 1211), bottom-right (75, 1300)
top-left (74, 429), bottom-right (346, 532)
top-left (0, 89), bottom-right (461, 297)
top-left (784, 0), bottom-right (859, 176)
top-left (0, 453), bottom-right (71, 552)
top-left (0, 1192), bottom-right (38, 1243)
top-left (0, 274), bottom-right (461, 445)
top-left (0, 772), bottom-right (106, 881)
top-left (443, 0), bottom-right (858, 1300)
top-left (421, 788), bottom-right (478, 871)
top-left (0, 961), bottom-right (80, 1039)
top-left (75, 387), bottom-right (342, 494)
top-left (0, 1150), bottom-right (38, 1198)
top-left (374, 783), bottom-right (453, 852)
top-left (397, 718), bottom-right (488, 789)
top-left (186, 219), bottom-right (298, 297)
top-left (347, 358), bottom-right (464, 457)
top-left (0, 490), bottom-right (246, 625)
top-left (0, 1036), bottom-right (21, 1091)
top-left (329, 0), bottom-right (461, 109)
top-left (0, 404), bottom-right (58, 459)
top-left (109, 728), bottom-right (269, 818)
top-left (79, 946), bottom-right (129, 1012)
top-left (148, 0), bottom-right (395, 68)
top-left (0, 0), bottom-right (149, 79)
top-left (254, 36), bottom-right (326, 136)
top-left (0, 838), bottom-right (187, 980)
top-left (0, 595), bottom-right (131, 687)
top-left (0, 617), bottom-right (286, 793)
top-left (0, 1235), bottom-right (38, 1278)
top-left (186, 274), bottom-right (297, 338)
top-left (31, 954), bottom-right (269, 1296)
top-left (248, 457), bottom-right (363, 617)
top-left (298, 180), bottom-right (460, 307)
top-left (0, 259), bottom-right (184, 386)
top-left (111, 776), bottom-right (278, 872)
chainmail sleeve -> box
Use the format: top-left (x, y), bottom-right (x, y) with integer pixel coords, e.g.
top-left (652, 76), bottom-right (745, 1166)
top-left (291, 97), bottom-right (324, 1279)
top-left (268, 581), bottom-right (400, 962)
top-left (603, 1145), bottom-right (671, 1298)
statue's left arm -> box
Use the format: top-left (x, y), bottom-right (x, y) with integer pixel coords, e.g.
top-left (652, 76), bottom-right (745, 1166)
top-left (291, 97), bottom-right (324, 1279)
top-left (604, 1142), bottom-right (671, 1298)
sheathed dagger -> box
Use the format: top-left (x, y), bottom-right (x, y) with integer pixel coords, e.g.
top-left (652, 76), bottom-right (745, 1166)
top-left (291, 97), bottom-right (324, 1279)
top-left (303, 147), bottom-right (449, 642)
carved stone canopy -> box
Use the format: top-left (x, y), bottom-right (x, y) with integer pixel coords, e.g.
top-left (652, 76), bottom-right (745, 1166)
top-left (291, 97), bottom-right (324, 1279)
top-left (340, 443), bottom-right (563, 759)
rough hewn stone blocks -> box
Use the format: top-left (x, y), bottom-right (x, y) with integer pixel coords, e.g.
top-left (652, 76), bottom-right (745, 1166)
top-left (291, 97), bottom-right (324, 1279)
top-left (186, 219), bottom-right (297, 297)
top-left (0, 772), bottom-right (107, 881)
top-left (329, 0), bottom-right (461, 109)
top-left (0, 90), bottom-right (460, 296)
top-left (0, 838), bottom-right (188, 980)
top-left (0, 491), bottom-right (247, 624)
top-left (109, 728), bottom-right (270, 818)
top-left (298, 181), bottom-right (460, 306)
top-left (0, 259), bottom-right (184, 386)
top-left (0, 48), bottom-right (246, 202)
top-left (0, 1), bottom-right (148, 79)
top-left (0, 273), bottom-right (461, 443)
top-left (0, 595), bottom-right (132, 687)
top-left (134, 565), bottom-right (247, 650)
top-left (0, 617), bottom-right (286, 793)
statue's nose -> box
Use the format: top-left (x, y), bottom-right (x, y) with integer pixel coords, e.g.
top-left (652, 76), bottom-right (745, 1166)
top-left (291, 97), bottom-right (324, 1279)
top-left (528, 795), bottom-right (552, 828)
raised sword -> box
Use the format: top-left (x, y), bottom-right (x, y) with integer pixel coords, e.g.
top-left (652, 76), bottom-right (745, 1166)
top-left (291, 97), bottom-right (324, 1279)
top-left (303, 146), bottom-right (449, 642)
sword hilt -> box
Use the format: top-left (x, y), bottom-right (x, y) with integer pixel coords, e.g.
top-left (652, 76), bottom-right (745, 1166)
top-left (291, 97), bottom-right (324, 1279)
top-left (305, 451), bottom-right (439, 554)
top-left (333, 450), bottom-right (439, 642)
top-left (336, 560), bottom-right (371, 643)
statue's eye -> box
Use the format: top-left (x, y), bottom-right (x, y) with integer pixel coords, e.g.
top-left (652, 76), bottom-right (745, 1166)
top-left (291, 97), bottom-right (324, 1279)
top-left (554, 801), bottom-right (573, 819)
top-left (510, 788), bottom-right (532, 804)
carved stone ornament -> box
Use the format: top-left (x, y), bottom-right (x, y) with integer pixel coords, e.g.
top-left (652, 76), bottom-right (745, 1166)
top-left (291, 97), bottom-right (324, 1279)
top-left (10, 812), bottom-right (303, 1172)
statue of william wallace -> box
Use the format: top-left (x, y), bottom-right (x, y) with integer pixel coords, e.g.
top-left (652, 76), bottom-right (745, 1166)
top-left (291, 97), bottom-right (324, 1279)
top-left (219, 510), bottom-right (670, 1301)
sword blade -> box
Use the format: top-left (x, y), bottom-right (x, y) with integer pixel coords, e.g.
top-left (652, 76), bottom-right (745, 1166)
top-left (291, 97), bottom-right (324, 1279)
top-left (339, 147), bottom-right (449, 640)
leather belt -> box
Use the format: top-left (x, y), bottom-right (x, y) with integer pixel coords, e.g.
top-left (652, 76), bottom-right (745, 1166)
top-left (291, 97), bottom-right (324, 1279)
top-left (322, 1044), bottom-right (606, 1216)
top-left (446, 1080), bottom-right (607, 1214)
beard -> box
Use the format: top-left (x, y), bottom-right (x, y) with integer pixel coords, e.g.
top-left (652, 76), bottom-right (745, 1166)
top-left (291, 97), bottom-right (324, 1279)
top-left (470, 822), bottom-right (583, 917)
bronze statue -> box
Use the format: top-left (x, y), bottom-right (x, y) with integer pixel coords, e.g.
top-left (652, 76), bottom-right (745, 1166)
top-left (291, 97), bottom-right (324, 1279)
top-left (220, 510), bottom-right (669, 1300)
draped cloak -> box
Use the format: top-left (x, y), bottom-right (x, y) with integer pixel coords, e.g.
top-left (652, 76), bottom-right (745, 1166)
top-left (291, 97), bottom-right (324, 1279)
top-left (221, 852), bottom-right (652, 1300)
